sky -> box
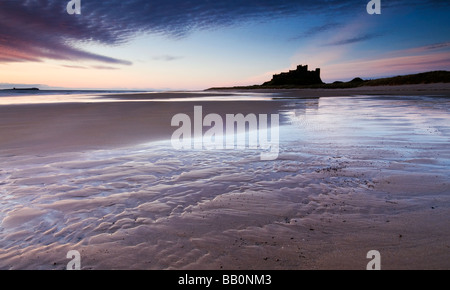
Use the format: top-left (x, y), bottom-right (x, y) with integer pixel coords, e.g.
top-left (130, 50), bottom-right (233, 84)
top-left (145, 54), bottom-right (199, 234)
top-left (0, 0), bottom-right (449, 90)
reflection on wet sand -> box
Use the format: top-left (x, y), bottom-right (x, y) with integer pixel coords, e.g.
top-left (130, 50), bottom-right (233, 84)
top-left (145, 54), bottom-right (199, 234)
top-left (0, 94), bottom-right (449, 269)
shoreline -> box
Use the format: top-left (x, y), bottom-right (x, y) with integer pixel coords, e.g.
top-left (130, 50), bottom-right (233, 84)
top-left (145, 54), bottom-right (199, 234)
top-left (205, 83), bottom-right (450, 98)
top-left (2, 84), bottom-right (448, 155)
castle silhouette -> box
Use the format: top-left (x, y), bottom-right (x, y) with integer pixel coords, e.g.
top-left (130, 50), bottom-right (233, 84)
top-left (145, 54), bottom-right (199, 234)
top-left (263, 65), bottom-right (323, 86)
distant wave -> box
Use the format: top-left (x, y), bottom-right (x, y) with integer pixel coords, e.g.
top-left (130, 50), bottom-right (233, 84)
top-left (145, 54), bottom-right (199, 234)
top-left (0, 89), bottom-right (148, 97)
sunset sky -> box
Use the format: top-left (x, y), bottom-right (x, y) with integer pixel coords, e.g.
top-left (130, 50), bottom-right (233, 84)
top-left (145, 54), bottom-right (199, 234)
top-left (0, 0), bottom-right (449, 90)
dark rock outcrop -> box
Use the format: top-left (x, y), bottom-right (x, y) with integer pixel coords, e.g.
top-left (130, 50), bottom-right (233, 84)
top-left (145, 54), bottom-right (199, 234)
top-left (12, 87), bottom-right (39, 91)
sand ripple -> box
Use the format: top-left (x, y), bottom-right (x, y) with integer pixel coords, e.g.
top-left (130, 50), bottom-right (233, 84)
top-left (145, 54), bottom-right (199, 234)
top-left (1, 95), bottom-right (449, 269)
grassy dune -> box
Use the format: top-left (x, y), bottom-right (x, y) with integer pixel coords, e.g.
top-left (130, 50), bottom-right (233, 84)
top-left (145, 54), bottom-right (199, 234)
top-left (208, 70), bottom-right (450, 90)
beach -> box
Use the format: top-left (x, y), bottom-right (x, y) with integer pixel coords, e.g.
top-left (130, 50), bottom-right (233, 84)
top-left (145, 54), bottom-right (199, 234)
top-left (0, 84), bottom-right (449, 270)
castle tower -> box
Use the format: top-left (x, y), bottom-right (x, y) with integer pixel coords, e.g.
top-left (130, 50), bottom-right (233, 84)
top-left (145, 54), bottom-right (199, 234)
top-left (263, 64), bottom-right (323, 86)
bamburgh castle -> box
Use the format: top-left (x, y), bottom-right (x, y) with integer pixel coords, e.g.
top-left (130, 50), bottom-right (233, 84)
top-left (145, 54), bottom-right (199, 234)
top-left (263, 65), bottom-right (323, 86)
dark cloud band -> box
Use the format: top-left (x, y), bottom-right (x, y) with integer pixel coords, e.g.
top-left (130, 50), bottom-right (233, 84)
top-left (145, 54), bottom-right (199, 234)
top-left (0, 0), bottom-right (447, 64)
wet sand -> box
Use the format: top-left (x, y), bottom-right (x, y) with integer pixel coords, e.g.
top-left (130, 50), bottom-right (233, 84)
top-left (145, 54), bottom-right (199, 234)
top-left (0, 90), bottom-right (449, 270)
top-left (206, 83), bottom-right (450, 98)
top-left (0, 100), bottom-right (286, 155)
